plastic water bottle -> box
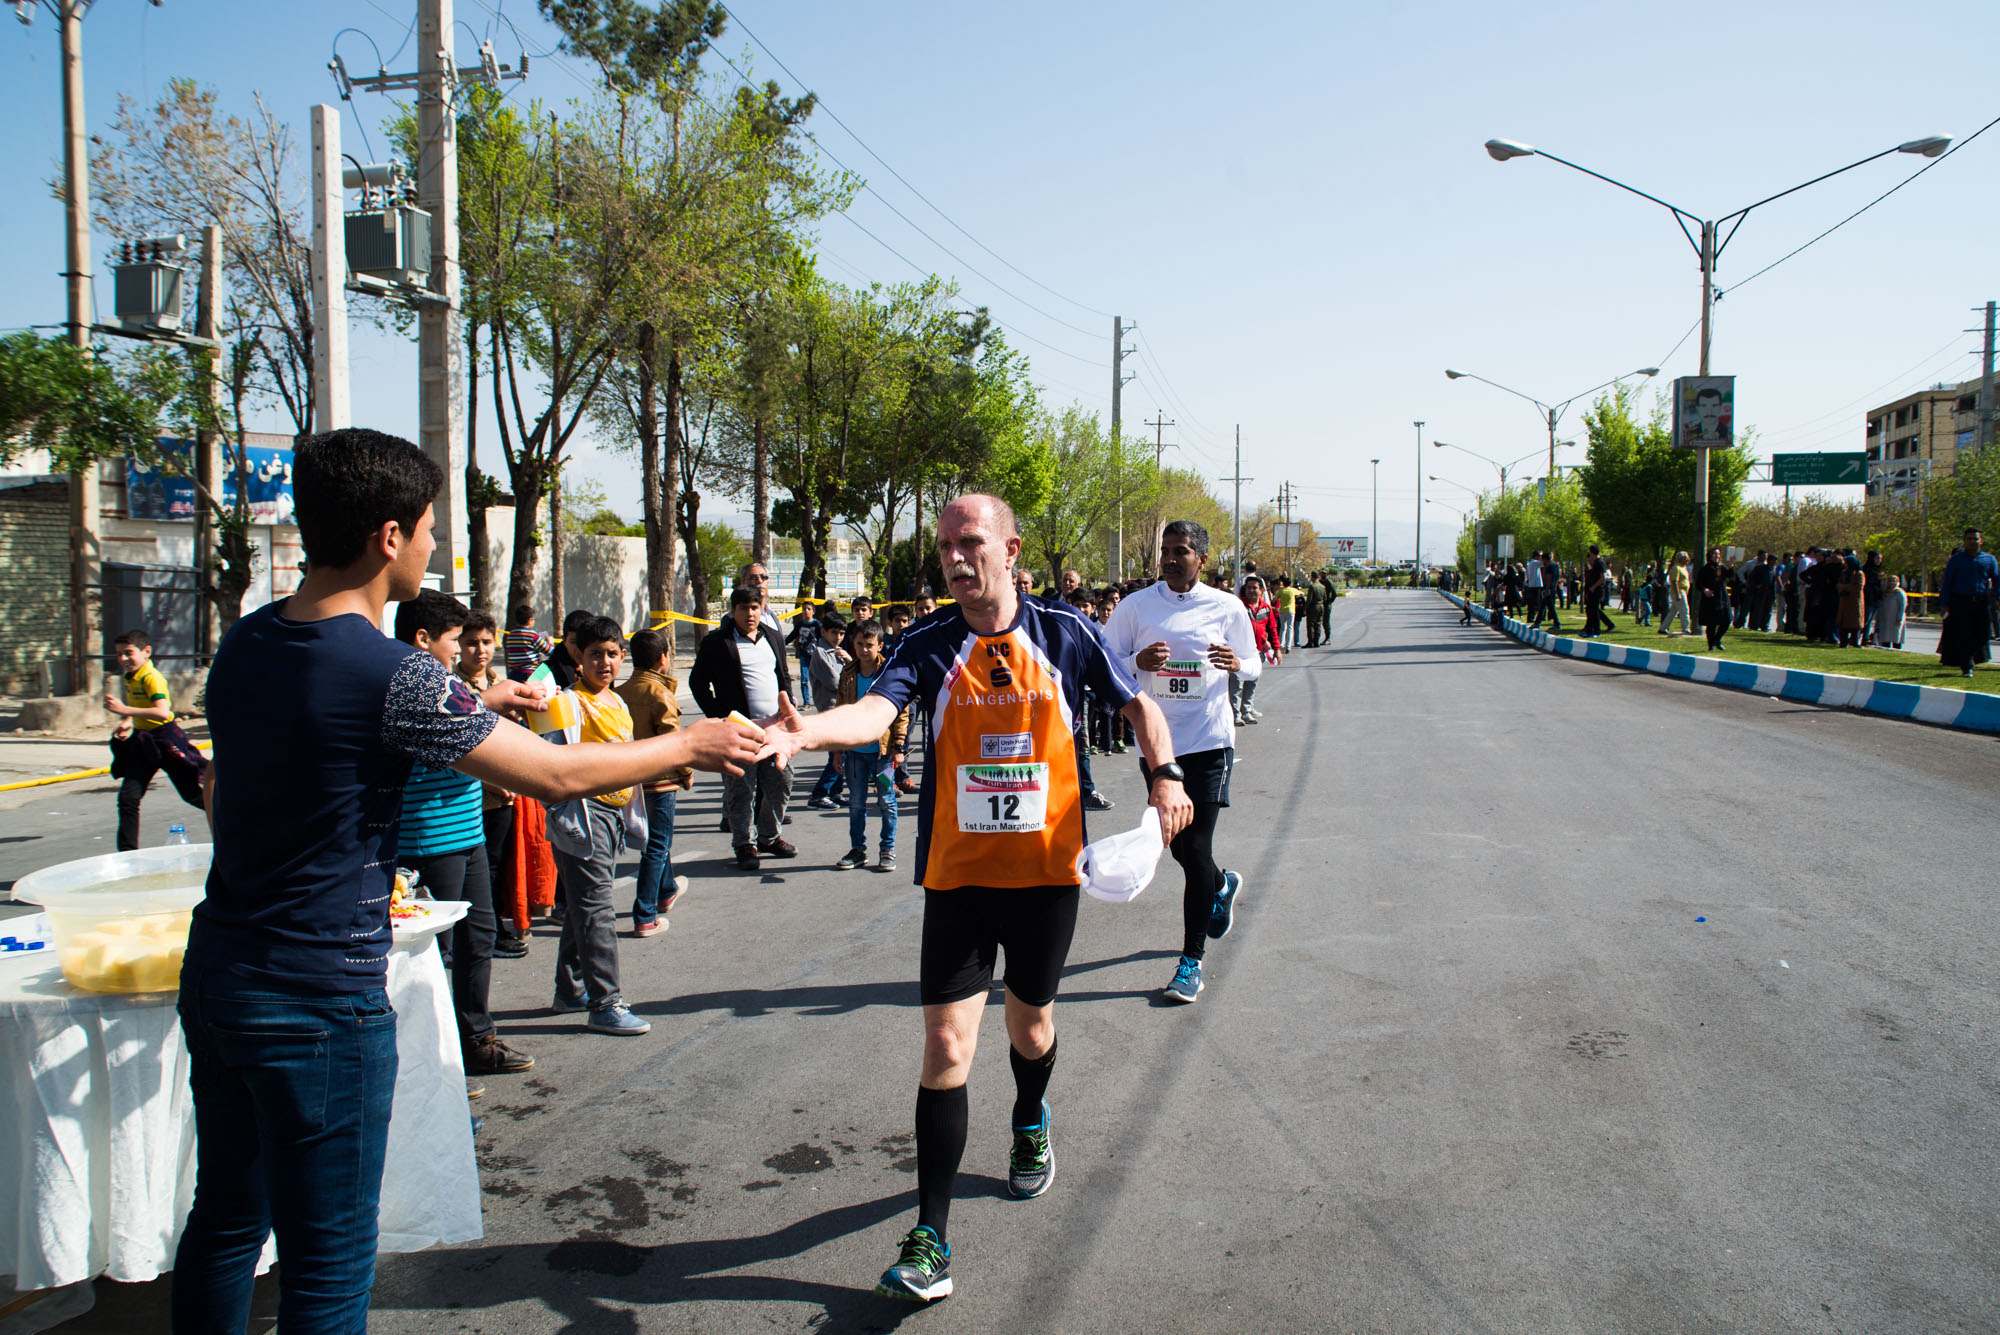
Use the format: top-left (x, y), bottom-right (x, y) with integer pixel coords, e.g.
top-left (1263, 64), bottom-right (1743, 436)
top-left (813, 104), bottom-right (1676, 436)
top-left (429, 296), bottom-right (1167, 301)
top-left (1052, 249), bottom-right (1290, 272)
top-left (166, 824), bottom-right (189, 846)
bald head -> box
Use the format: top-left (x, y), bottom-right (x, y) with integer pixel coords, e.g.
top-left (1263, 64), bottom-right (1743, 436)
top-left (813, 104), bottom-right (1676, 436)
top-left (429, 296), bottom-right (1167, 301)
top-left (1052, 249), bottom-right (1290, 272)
top-left (936, 492), bottom-right (1025, 629)
top-left (941, 493), bottom-right (1019, 538)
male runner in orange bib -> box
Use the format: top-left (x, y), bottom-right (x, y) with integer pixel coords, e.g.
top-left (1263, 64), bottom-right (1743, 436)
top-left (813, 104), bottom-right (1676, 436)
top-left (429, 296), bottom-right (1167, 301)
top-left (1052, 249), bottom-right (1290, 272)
top-left (759, 493), bottom-right (1191, 1302)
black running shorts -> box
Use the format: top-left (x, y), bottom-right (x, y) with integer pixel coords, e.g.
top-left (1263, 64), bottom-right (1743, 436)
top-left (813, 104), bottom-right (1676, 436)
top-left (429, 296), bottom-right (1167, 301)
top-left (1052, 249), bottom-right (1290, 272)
top-left (919, 884), bottom-right (1081, 1007)
top-left (1140, 746), bottom-right (1233, 808)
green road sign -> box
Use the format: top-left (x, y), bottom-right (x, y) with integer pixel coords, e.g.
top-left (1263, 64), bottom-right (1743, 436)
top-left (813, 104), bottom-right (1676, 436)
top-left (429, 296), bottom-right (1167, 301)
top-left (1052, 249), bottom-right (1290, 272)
top-left (1771, 452), bottom-right (1868, 486)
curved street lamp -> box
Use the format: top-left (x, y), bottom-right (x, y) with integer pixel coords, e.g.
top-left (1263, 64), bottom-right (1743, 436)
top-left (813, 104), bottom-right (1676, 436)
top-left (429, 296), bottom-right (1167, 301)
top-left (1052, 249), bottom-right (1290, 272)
top-left (1482, 130), bottom-right (1953, 552)
top-left (1433, 438), bottom-right (1566, 493)
top-left (1444, 366), bottom-right (1658, 479)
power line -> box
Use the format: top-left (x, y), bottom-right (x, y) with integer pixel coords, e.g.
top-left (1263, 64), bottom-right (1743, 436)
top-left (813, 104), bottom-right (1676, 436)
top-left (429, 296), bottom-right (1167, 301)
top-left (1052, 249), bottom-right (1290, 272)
top-left (830, 214), bottom-right (1101, 369)
top-left (708, 48), bottom-right (1103, 354)
top-left (1758, 333), bottom-right (1970, 441)
top-left (721, 6), bottom-right (1115, 323)
top-left (1726, 109), bottom-right (2000, 298)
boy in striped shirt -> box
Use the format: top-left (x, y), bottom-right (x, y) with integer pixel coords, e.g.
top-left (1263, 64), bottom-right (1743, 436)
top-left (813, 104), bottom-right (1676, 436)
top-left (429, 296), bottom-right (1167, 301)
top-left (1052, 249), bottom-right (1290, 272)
top-left (396, 590), bottom-right (534, 1078)
top-left (503, 602), bottom-right (554, 682)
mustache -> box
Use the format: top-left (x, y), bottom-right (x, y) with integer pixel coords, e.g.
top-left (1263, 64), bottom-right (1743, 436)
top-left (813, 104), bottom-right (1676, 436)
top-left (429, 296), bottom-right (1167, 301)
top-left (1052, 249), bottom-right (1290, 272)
top-left (947, 562), bottom-right (977, 581)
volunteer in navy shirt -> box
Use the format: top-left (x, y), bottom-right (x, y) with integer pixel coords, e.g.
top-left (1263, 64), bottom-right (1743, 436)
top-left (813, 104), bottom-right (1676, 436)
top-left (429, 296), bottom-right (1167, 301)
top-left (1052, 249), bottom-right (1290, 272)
top-left (173, 428), bottom-right (762, 1335)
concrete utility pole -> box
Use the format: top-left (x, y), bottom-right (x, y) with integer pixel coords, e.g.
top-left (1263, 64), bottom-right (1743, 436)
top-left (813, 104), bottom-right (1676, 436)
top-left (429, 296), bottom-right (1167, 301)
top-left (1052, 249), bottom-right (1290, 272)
top-left (417, 0), bottom-right (468, 594)
top-left (195, 225), bottom-right (224, 658)
top-left (59, 0), bottom-right (101, 698)
top-left (1223, 426), bottom-right (1253, 583)
top-left (1110, 317), bottom-right (1134, 579)
top-left (337, 0), bottom-right (522, 596)
top-left (1145, 412), bottom-right (1175, 468)
top-left (1979, 300), bottom-right (1996, 451)
top-left (309, 105), bottom-right (351, 432)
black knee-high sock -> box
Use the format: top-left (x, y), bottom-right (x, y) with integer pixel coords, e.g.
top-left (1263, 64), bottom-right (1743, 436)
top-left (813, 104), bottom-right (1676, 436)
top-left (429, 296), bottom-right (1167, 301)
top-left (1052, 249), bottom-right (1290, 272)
top-left (1009, 1039), bottom-right (1057, 1127)
top-left (915, 1084), bottom-right (968, 1244)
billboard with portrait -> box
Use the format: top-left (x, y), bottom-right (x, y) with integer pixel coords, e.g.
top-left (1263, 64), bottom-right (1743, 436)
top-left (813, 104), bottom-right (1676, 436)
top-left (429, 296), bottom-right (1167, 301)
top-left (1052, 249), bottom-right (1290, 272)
top-left (1671, 376), bottom-right (1735, 451)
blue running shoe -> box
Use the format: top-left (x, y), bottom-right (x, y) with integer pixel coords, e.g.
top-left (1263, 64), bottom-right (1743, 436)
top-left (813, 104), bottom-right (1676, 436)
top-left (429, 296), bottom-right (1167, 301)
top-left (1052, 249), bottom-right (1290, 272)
top-left (1208, 869), bottom-right (1243, 939)
top-left (1008, 1098), bottom-right (1053, 1199)
top-left (551, 992), bottom-right (590, 1014)
top-left (876, 1226), bottom-right (952, 1302)
top-left (1163, 955), bottom-right (1204, 1004)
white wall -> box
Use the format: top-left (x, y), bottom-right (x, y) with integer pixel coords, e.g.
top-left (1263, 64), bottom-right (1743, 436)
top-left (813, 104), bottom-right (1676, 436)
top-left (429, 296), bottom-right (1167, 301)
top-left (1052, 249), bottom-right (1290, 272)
top-left (479, 505), bottom-right (655, 636)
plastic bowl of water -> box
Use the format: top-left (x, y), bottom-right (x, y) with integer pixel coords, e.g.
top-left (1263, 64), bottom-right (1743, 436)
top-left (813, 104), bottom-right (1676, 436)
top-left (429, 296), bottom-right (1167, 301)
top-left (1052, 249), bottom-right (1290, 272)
top-left (12, 844), bottom-right (210, 993)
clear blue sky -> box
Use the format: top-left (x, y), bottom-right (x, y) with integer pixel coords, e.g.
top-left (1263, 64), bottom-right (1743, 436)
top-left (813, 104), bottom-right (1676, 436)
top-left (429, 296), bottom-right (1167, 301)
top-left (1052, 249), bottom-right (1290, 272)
top-left (5, 0), bottom-right (1996, 563)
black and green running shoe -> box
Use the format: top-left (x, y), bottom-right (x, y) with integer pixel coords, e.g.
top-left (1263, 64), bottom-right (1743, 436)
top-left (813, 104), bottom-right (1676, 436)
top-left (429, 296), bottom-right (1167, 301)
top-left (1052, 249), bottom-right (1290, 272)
top-left (1007, 1098), bottom-right (1054, 1199)
top-left (876, 1225), bottom-right (952, 1302)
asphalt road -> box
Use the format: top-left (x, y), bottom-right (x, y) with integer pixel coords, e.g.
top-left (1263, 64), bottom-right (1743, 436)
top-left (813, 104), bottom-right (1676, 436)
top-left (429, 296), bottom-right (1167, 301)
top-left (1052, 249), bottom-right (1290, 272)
top-left (13, 589), bottom-right (2000, 1334)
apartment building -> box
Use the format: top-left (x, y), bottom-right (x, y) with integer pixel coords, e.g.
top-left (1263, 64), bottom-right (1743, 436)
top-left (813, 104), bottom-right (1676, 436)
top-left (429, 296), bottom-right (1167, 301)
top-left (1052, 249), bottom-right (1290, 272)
top-left (1864, 374), bottom-right (1993, 497)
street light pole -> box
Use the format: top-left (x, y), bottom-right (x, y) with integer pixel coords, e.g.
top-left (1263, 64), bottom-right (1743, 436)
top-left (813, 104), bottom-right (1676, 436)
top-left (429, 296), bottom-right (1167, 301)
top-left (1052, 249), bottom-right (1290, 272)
top-left (1483, 131), bottom-right (1952, 558)
top-left (1370, 458), bottom-right (1380, 570)
top-left (1445, 366), bottom-right (1659, 485)
top-left (1413, 421), bottom-right (1424, 576)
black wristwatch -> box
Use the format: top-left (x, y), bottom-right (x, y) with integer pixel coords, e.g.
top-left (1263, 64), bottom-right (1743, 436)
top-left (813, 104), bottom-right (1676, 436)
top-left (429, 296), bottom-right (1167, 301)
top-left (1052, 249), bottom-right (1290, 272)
top-left (1149, 761), bottom-right (1186, 787)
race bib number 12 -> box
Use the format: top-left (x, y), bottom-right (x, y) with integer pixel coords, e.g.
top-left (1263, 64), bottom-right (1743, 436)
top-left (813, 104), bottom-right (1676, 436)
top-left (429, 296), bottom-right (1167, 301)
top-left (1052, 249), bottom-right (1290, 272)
top-left (956, 763), bottom-right (1050, 833)
top-left (1150, 659), bottom-right (1207, 701)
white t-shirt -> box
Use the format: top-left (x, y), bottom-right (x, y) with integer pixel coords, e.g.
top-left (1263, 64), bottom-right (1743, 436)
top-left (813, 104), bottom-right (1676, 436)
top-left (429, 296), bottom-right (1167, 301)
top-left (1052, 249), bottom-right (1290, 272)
top-left (1103, 580), bottom-right (1260, 758)
top-left (735, 627), bottom-right (781, 718)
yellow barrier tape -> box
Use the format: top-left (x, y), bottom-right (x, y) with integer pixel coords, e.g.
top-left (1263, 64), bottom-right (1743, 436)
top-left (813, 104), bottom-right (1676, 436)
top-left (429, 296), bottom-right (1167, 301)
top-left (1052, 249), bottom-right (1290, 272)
top-left (0, 740), bottom-right (214, 793)
top-left (648, 597), bottom-right (957, 630)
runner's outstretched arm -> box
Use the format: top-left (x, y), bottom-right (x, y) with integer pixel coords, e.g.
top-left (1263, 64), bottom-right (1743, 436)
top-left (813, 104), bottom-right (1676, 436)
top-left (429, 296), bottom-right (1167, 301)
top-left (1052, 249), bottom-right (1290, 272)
top-left (1117, 693), bottom-right (1194, 841)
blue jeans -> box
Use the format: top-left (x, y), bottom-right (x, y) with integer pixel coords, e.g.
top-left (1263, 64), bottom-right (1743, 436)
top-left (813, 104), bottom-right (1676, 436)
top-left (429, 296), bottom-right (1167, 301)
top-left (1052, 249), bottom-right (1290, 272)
top-left (810, 753), bottom-right (846, 803)
top-left (173, 966), bottom-right (398, 1335)
top-left (845, 750), bottom-right (897, 851)
top-left (633, 787), bottom-right (679, 926)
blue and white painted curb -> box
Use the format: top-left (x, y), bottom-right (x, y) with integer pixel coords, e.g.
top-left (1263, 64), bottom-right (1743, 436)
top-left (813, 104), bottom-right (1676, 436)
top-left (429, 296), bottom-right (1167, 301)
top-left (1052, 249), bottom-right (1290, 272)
top-left (1440, 593), bottom-right (2000, 736)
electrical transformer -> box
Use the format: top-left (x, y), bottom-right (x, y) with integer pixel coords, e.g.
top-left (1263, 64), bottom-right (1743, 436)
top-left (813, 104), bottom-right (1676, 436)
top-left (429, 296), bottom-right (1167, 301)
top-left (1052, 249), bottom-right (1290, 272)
top-left (344, 204), bottom-right (433, 287)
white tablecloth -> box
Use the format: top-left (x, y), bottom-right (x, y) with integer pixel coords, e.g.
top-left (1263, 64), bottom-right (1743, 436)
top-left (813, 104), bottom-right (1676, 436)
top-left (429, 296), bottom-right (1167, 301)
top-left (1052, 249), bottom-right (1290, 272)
top-left (0, 912), bottom-right (482, 1292)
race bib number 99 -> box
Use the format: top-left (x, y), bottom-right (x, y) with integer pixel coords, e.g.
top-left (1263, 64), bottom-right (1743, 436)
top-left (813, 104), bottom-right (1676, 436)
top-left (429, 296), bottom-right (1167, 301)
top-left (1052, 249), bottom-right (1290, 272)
top-left (956, 763), bottom-right (1050, 833)
top-left (1150, 659), bottom-right (1207, 701)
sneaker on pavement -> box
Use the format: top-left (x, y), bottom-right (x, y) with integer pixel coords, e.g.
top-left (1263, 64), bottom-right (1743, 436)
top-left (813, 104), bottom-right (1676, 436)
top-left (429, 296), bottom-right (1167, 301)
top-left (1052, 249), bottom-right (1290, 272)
top-left (632, 918), bottom-right (666, 938)
top-left (806, 795), bottom-right (836, 810)
top-left (1083, 792), bottom-right (1114, 811)
top-left (1162, 955), bottom-right (1204, 1004)
top-left (1008, 1098), bottom-right (1054, 1199)
top-left (1209, 869), bottom-right (1243, 940)
top-left (895, 777), bottom-right (920, 795)
top-left (492, 933), bottom-right (529, 959)
top-left (660, 875), bottom-right (689, 914)
top-left (734, 844), bottom-right (761, 871)
top-left (587, 1003), bottom-right (651, 1036)
top-left (875, 848), bottom-right (897, 873)
top-left (758, 837), bottom-right (799, 858)
top-left (875, 1226), bottom-right (952, 1303)
top-left (551, 993), bottom-right (590, 1014)
top-left (836, 846), bottom-right (868, 871)
top-left (464, 1034), bottom-right (535, 1075)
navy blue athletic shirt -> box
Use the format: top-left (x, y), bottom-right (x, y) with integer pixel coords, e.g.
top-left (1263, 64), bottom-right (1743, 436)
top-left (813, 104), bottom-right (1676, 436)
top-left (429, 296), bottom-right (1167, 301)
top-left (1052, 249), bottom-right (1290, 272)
top-left (186, 601), bottom-right (498, 992)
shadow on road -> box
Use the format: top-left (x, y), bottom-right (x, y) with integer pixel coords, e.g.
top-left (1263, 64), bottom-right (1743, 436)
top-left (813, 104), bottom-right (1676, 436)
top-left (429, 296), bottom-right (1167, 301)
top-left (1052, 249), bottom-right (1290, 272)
top-left (371, 1185), bottom-right (1009, 1333)
top-left (492, 950), bottom-right (1182, 1027)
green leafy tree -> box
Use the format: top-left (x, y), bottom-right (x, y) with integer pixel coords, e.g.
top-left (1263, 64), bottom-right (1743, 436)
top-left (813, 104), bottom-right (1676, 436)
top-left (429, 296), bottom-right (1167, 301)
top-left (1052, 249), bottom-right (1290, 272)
top-left (1580, 385), bottom-right (1752, 565)
top-left (1021, 405), bottom-right (1159, 582)
top-left (0, 334), bottom-right (263, 632)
